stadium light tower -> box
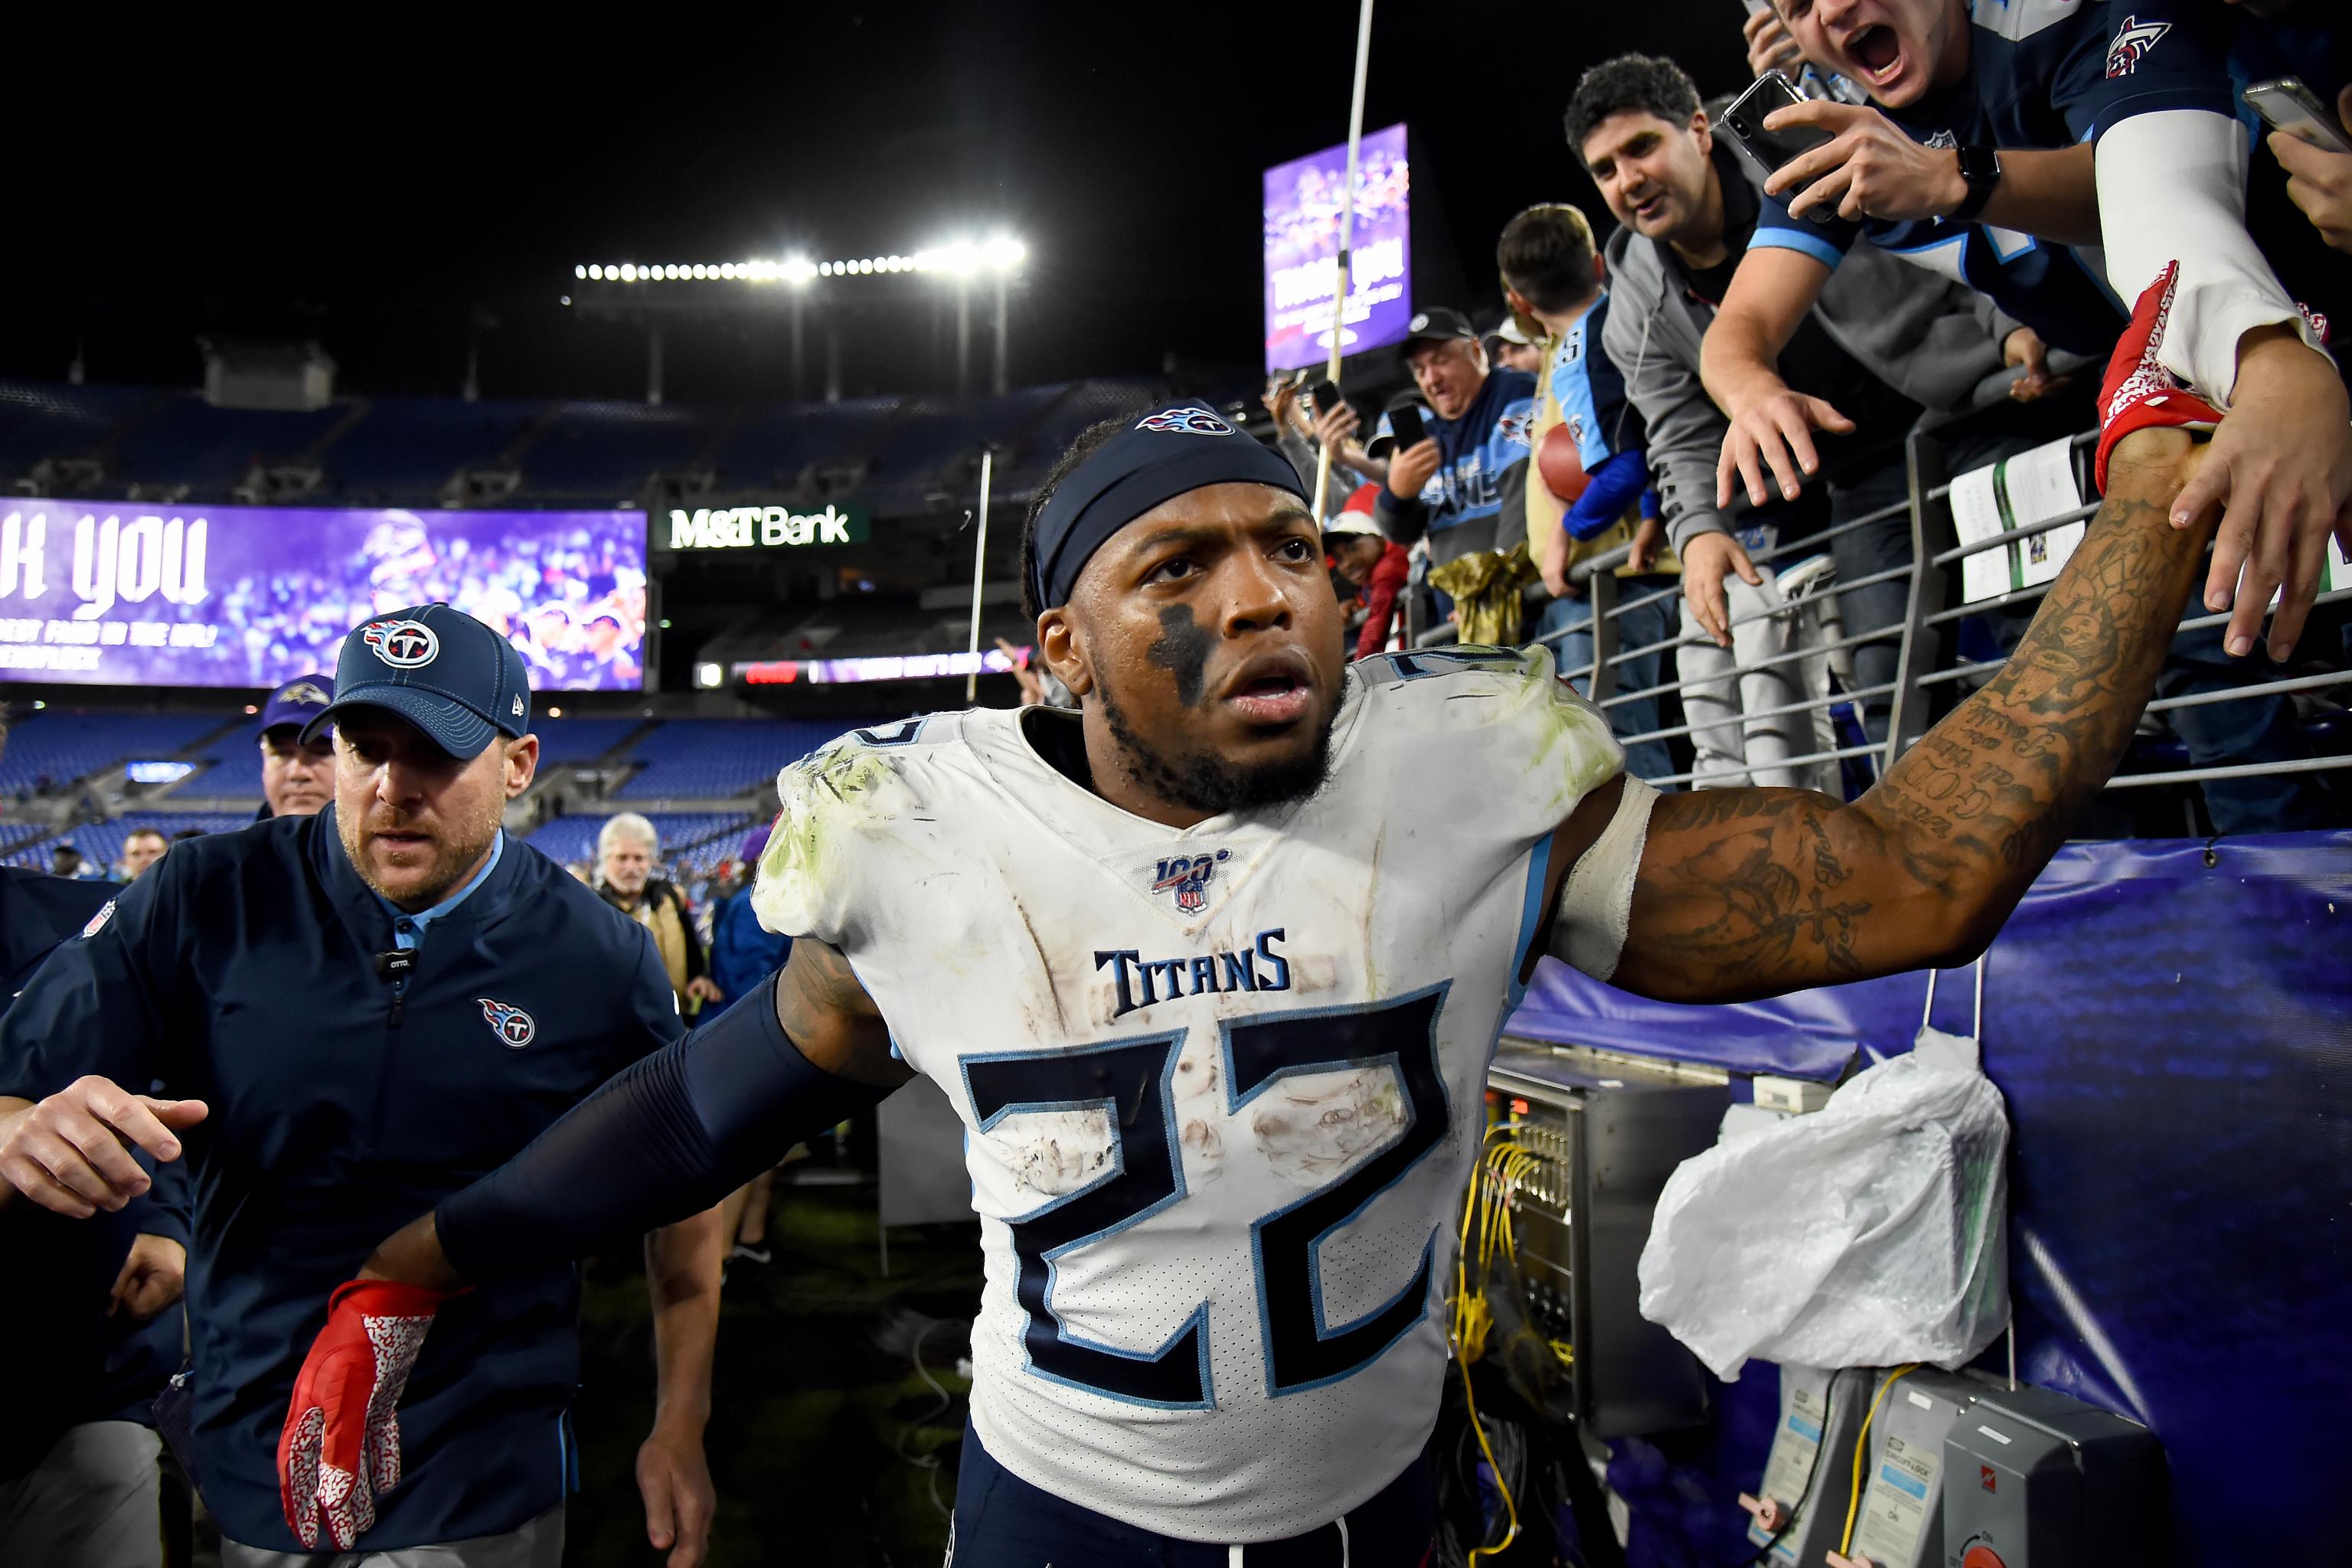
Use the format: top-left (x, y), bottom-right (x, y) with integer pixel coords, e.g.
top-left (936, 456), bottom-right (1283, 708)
top-left (569, 233), bottom-right (1025, 401)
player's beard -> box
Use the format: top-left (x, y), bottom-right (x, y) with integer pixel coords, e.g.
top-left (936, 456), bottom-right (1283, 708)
top-left (1099, 682), bottom-right (1335, 818)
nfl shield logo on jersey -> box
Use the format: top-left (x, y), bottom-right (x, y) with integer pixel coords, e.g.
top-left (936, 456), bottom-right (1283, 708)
top-left (1135, 406), bottom-right (1236, 436)
top-left (1149, 849), bottom-right (1229, 913)
top-left (477, 998), bottom-right (536, 1048)
top-left (361, 618), bottom-right (439, 668)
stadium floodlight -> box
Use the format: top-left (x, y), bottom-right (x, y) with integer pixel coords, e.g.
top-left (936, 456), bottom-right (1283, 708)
top-left (619, 263), bottom-right (638, 282)
top-left (984, 234), bottom-right (1027, 273)
top-left (783, 255), bottom-right (817, 286)
top-left (574, 264), bottom-right (587, 279)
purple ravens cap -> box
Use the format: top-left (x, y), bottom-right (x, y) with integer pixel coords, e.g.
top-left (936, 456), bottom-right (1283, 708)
top-left (305, 603), bottom-right (531, 759)
top-left (258, 675), bottom-right (335, 738)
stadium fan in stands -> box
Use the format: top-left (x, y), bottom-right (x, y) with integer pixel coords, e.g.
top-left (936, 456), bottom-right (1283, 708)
top-left (256, 675), bottom-right (335, 819)
top-left (116, 828), bottom-right (168, 882)
top-left (1483, 314), bottom-right (1547, 375)
top-left (48, 843), bottom-right (96, 881)
top-left (597, 812), bottom-right (722, 1017)
top-left (1698, 5), bottom-right (2344, 828)
top-left (1261, 372), bottom-right (1386, 518)
top-left (0, 604), bottom-right (725, 1566)
top-left (1708, 0), bottom-right (2350, 670)
top-left (1498, 200), bottom-right (1681, 783)
top-left (1566, 52), bottom-right (2033, 786)
top-left (0, 714), bottom-right (187, 1568)
top-left (1370, 307), bottom-right (1544, 642)
top-left (263, 369), bottom-right (2235, 1563)
top-left (1324, 483), bottom-right (1412, 662)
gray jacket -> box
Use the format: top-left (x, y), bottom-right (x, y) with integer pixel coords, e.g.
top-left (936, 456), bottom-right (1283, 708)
top-left (1603, 144), bottom-right (2021, 555)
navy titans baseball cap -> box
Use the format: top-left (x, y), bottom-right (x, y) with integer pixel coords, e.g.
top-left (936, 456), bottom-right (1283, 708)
top-left (305, 603), bottom-right (532, 759)
top-left (258, 674), bottom-right (334, 739)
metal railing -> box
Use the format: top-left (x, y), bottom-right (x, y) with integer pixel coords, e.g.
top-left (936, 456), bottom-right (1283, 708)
top-left (1411, 405), bottom-right (2350, 807)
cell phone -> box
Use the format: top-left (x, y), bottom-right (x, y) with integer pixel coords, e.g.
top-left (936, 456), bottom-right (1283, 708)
top-left (2245, 77), bottom-right (2352, 155)
top-left (1387, 403), bottom-right (1426, 454)
top-left (1721, 70), bottom-right (1838, 223)
top-left (1306, 378), bottom-right (1342, 416)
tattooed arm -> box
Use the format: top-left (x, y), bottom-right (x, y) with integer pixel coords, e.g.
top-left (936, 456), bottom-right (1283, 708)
top-left (1606, 429), bottom-right (2214, 1004)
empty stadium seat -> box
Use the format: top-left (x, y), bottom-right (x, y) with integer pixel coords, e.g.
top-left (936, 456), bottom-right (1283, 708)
top-left (707, 397), bottom-right (897, 493)
top-left (3, 811), bottom-right (253, 873)
top-left (113, 396), bottom-right (349, 493)
top-left (0, 381), bottom-right (160, 481)
top-left (531, 717), bottom-right (647, 768)
top-left (0, 712), bottom-right (226, 797)
top-left (614, 719), bottom-right (861, 801)
top-left (523, 403), bottom-right (714, 499)
top-left (324, 396), bottom-right (543, 498)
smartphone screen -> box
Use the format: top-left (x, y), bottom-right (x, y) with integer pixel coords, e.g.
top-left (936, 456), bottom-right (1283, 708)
top-left (1720, 71), bottom-right (1841, 224)
top-left (2246, 78), bottom-right (2352, 155)
top-left (1387, 405), bottom-right (1426, 452)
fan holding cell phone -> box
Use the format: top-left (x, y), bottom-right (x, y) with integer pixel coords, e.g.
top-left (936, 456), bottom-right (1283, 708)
top-left (2249, 75), bottom-right (2352, 254)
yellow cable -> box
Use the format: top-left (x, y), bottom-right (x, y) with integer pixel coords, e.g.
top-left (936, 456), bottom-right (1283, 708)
top-left (1458, 1332), bottom-right (1521, 1565)
top-left (1838, 1365), bottom-right (1917, 1555)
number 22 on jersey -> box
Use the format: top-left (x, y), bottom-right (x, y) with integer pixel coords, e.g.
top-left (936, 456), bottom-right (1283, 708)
top-left (959, 983), bottom-right (1452, 1409)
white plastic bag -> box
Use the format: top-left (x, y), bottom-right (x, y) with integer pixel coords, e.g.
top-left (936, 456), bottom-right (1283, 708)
top-left (1635, 1027), bottom-right (2010, 1382)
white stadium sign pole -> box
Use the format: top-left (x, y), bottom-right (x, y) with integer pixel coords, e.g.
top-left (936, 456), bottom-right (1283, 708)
top-left (1312, 0), bottom-right (1378, 522)
top-left (965, 447), bottom-right (995, 702)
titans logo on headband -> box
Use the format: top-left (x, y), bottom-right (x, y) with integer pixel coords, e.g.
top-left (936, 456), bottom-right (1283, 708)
top-left (1135, 407), bottom-right (1236, 436)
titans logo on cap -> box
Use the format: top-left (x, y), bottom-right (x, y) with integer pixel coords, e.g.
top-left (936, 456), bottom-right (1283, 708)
top-left (1134, 406), bottom-right (1236, 436)
top-left (1408, 312), bottom-right (1430, 333)
top-left (361, 618), bottom-right (439, 668)
top-left (477, 998), bottom-right (536, 1048)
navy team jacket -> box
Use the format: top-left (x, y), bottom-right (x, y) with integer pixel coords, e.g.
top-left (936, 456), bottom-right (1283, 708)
top-left (0, 808), bottom-right (684, 1550)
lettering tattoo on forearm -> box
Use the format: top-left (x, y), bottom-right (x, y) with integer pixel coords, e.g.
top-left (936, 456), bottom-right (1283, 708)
top-left (1618, 481), bottom-right (2207, 1004)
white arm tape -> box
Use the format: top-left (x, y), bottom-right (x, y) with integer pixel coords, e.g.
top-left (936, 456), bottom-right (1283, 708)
top-left (1548, 773), bottom-right (1659, 984)
top-left (2096, 109), bottom-right (2317, 406)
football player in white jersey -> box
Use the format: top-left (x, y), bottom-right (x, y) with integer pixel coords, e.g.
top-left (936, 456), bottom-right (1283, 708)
top-left (25, 323), bottom-right (2220, 1564)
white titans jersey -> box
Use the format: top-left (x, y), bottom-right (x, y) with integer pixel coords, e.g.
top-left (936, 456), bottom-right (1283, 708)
top-left (753, 645), bottom-right (1623, 1542)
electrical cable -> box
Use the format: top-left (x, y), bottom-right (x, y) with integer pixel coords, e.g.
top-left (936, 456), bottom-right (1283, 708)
top-left (1734, 1374), bottom-right (1838, 1568)
top-left (1837, 1365), bottom-right (1917, 1557)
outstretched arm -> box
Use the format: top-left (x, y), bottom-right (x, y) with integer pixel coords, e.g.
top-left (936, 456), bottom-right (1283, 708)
top-left (1610, 429), bottom-right (2211, 1003)
top-left (358, 938), bottom-right (903, 1292)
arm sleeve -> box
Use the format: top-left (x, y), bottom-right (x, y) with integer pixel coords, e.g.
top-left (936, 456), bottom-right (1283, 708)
top-left (0, 870), bottom-right (175, 1103)
top-left (1373, 480), bottom-right (1429, 547)
top-left (2096, 109), bottom-right (2319, 404)
top-left (1565, 449), bottom-right (1652, 543)
top-left (1747, 193), bottom-right (1862, 275)
top-left (435, 972), bottom-right (891, 1281)
top-left (1602, 286), bottom-right (1738, 556)
top-left (129, 1158), bottom-right (191, 1250)
top-left (1276, 427), bottom-right (1320, 495)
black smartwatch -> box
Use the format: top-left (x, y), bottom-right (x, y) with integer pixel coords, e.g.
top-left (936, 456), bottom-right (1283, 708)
top-left (1949, 143), bottom-right (2003, 224)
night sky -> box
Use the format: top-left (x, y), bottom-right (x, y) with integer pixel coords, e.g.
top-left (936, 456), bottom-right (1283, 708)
top-left (8, 2), bottom-right (1746, 404)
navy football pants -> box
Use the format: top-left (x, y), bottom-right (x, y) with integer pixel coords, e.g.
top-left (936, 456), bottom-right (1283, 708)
top-left (947, 1415), bottom-right (1436, 1567)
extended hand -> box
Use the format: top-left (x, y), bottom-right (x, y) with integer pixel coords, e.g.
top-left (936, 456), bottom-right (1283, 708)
top-left (0, 1076), bottom-right (207, 1217)
top-left (686, 976), bottom-right (723, 1005)
top-left (636, 1419), bottom-right (717, 1568)
top-left (1311, 399), bottom-right (1362, 452)
top-left (109, 1233), bottom-right (187, 1319)
top-left (2003, 327), bottom-right (2055, 402)
top-left (1628, 514), bottom-right (1666, 574)
top-left (1681, 531), bottom-right (1764, 648)
top-left (1764, 100), bottom-right (1966, 224)
top-left (1717, 385), bottom-right (1855, 508)
top-left (2167, 325), bottom-right (2352, 660)
top-left (279, 1279), bottom-right (456, 1550)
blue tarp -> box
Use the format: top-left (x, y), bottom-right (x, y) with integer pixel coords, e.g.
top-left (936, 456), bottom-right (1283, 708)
top-left (1507, 832), bottom-right (2352, 1566)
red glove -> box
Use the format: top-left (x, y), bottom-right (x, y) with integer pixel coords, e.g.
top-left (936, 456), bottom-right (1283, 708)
top-left (2096, 261), bottom-right (2221, 496)
top-left (278, 1279), bottom-right (455, 1550)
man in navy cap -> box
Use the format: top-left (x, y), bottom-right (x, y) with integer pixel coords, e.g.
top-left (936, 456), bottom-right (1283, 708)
top-left (0, 603), bottom-right (725, 1566)
top-left (256, 674), bottom-right (335, 819)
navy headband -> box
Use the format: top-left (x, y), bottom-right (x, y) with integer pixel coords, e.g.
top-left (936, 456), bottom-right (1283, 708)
top-left (1031, 404), bottom-right (1312, 611)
